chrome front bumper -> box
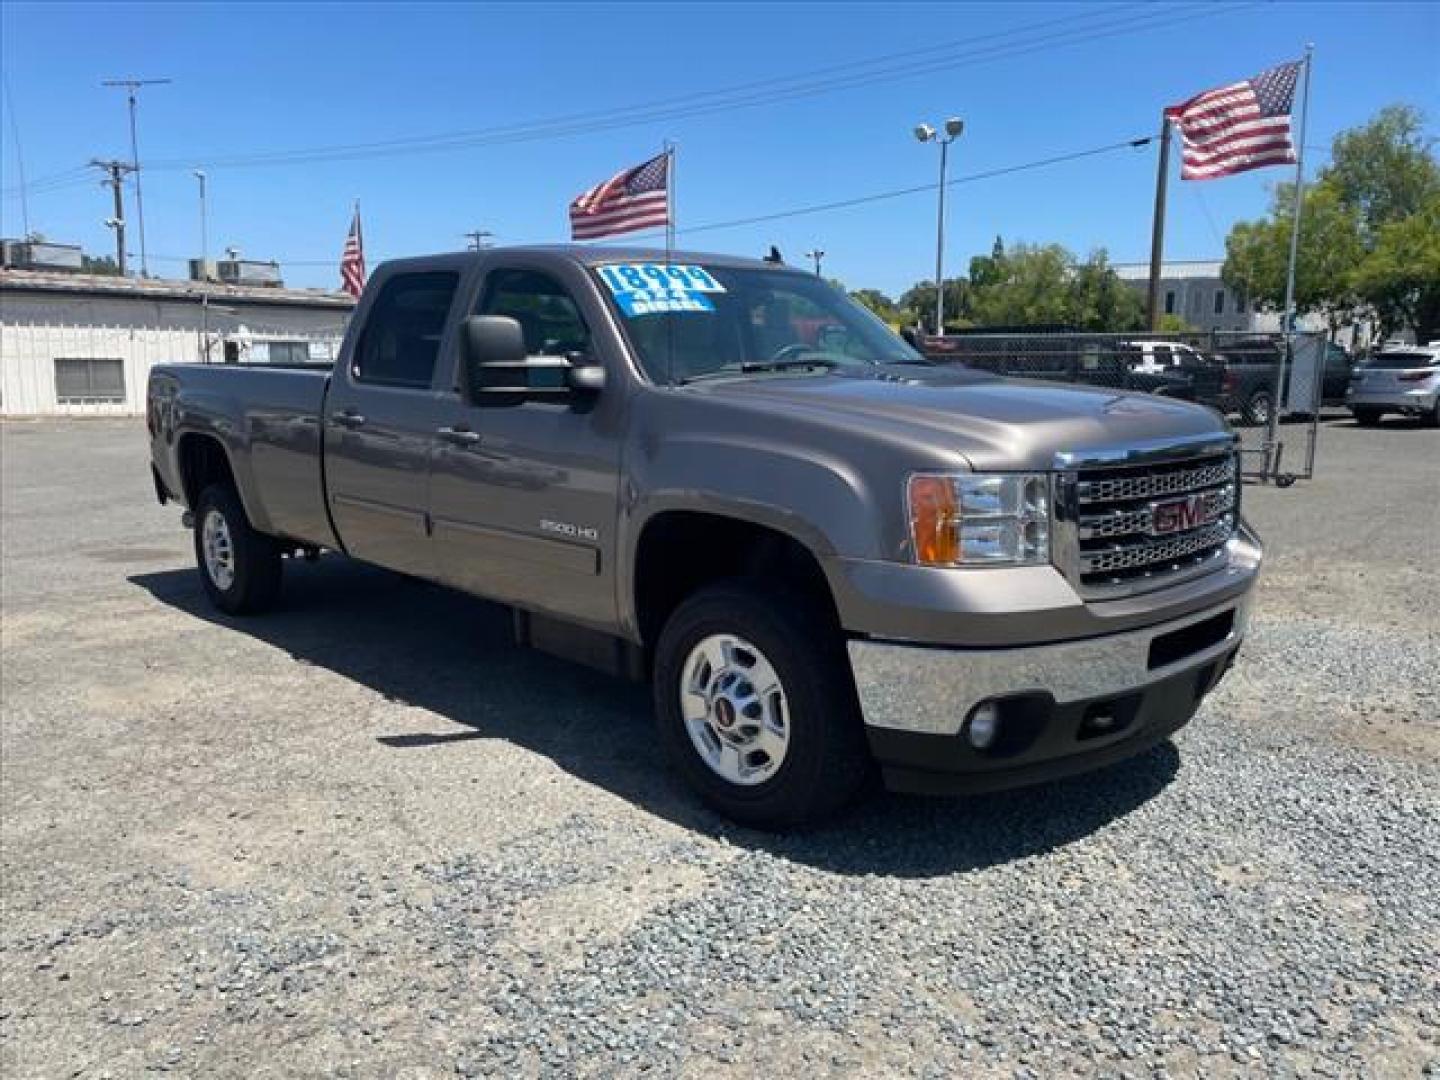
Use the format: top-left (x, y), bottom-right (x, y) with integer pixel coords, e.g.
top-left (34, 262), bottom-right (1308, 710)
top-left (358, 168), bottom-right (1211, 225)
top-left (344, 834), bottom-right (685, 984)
top-left (848, 594), bottom-right (1252, 737)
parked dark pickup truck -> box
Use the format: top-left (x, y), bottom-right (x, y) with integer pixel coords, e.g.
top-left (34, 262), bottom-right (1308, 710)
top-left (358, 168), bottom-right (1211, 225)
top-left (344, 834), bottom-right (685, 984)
top-left (148, 246), bottom-right (1261, 827)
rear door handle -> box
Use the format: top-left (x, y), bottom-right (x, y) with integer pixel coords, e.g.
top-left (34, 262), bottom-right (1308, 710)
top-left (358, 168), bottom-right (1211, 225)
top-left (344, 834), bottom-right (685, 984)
top-left (437, 425), bottom-right (481, 447)
top-left (331, 410), bottom-right (366, 429)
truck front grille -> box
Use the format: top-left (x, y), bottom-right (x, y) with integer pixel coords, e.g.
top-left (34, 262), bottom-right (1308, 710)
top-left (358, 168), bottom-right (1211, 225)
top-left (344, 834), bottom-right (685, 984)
top-left (1058, 449), bottom-right (1238, 597)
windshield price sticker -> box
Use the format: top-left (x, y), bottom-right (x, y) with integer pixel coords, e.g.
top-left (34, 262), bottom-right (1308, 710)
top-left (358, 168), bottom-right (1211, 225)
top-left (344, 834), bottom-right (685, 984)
top-left (597, 263), bottom-right (726, 317)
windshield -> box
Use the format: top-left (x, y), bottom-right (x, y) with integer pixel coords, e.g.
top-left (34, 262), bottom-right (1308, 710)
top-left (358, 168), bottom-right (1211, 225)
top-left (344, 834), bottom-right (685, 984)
top-left (1366, 350), bottom-right (1438, 369)
top-left (594, 262), bottom-right (924, 383)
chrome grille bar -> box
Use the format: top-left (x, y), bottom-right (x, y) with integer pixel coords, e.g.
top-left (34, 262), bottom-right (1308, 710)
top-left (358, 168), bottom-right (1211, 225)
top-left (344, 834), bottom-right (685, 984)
top-left (1079, 484), bottom-right (1236, 540)
top-left (1076, 457), bottom-right (1236, 505)
top-left (1080, 516), bottom-right (1234, 575)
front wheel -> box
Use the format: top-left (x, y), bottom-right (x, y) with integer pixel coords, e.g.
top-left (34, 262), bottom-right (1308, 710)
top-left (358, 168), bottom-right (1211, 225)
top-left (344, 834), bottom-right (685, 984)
top-left (194, 484), bottom-right (283, 615)
top-left (652, 582), bottom-right (873, 829)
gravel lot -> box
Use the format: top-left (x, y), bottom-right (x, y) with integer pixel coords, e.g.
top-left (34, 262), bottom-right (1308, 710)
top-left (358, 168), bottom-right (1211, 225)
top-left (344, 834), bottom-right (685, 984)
top-left (2, 415), bottom-right (1437, 1078)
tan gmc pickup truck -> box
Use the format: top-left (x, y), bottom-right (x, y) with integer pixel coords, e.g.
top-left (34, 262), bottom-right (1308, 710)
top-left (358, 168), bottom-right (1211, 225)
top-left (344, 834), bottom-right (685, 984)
top-left (148, 245), bottom-right (1262, 828)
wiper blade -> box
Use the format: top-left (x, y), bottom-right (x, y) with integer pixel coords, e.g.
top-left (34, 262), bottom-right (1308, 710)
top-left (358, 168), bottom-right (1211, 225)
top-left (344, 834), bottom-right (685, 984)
top-left (678, 357), bottom-right (840, 385)
top-left (737, 358), bottom-right (841, 373)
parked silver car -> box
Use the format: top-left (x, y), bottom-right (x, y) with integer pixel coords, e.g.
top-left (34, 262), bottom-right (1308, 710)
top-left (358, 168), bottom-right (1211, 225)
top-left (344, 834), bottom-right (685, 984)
top-left (1347, 344), bottom-right (1440, 426)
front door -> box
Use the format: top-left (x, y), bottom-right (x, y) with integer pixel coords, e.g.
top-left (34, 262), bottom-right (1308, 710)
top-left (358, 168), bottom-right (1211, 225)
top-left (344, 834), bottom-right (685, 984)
top-left (429, 265), bottom-right (622, 629)
top-left (323, 268), bottom-right (461, 577)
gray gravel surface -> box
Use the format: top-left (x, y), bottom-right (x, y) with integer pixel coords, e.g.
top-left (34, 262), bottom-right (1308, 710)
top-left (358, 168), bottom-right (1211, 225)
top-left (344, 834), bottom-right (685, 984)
top-left (2, 415), bottom-right (1437, 1078)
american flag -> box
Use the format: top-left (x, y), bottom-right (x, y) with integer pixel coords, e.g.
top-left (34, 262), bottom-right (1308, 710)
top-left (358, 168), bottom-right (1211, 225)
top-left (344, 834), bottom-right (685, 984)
top-left (1165, 61), bottom-right (1301, 181)
top-left (340, 207), bottom-right (365, 298)
top-left (569, 153), bottom-right (671, 240)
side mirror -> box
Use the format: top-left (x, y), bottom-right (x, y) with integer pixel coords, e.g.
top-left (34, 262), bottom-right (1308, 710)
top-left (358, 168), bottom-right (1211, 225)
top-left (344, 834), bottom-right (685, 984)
top-left (461, 316), bottom-right (604, 403)
top-left (462, 315), bottom-right (527, 398)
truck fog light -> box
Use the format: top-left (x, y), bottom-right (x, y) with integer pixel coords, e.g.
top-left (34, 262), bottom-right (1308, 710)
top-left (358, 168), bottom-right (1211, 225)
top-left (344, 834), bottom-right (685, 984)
top-left (966, 702), bottom-right (1001, 750)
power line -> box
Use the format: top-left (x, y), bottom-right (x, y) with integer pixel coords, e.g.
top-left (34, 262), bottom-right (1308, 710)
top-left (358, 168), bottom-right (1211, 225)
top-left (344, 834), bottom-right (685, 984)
top-left (627, 136), bottom-right (1155, 242)
top-left (2, 2), bottom-right (1251, 199)
top-left (139, 135), bottom-right (1155, 269)
top-left (140, 2), bottom-right (1237, 172)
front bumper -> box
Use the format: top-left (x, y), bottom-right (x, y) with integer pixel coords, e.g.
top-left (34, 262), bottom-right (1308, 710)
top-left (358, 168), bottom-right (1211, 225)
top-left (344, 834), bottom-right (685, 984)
top-left (847, 595), bottom-right (1252, 795)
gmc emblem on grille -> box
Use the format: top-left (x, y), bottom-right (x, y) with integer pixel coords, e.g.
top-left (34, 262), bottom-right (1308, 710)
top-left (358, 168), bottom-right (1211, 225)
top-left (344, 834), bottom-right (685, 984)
top-left (1149, 493), bottom-right (1216, 536)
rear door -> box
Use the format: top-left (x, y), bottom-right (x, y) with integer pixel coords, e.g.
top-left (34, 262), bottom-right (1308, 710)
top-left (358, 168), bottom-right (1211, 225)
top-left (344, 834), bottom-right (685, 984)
top-left (429, 262), bottom-right (623, 628)
top-left (323, 269), bottom-right (461, 577)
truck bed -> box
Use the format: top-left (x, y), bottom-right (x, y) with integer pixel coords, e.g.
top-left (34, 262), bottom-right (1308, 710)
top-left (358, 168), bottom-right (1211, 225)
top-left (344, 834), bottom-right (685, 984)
top-left (149, 362), bottom-right (337, 548)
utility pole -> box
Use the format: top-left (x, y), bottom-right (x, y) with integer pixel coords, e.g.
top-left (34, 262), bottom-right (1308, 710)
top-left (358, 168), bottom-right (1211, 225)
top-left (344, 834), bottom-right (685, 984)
top-left (195, 170), bottom-right (211, 361)
top-left (102, 77), bottom-right (170, 277)
top-left (804, 248), bottom-right (825, 276)
top-left (1145, 116), bottom-right (1173, 331)
top-left (91, 158), bottom-right (135, 275)
top-left (463, 229), bottom-right (494, 251)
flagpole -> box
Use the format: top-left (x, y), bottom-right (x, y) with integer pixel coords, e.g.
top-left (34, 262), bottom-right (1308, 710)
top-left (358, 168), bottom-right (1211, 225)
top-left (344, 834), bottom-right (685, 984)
top-left (663, 139), bottom-right (676, 259)
top-left (1270, 44), bottom-right (1314, 474)
top-left (1145, 114), bottom-right (1172, 331)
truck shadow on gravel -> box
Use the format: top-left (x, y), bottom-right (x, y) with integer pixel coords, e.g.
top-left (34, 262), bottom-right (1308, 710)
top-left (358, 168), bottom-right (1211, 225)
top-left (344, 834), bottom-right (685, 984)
top-left (131, 558), bottom-right (1180, 880)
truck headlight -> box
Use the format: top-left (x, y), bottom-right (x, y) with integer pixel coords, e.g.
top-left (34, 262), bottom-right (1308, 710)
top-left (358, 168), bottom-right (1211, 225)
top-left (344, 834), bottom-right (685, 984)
top-left (907, 473), bottom-right (1050, 566)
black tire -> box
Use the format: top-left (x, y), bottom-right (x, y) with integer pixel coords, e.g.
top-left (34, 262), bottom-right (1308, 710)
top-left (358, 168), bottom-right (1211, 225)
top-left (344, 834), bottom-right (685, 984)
top-left (1242, 389), bottom-right (1274, 427)
top-left (1352, 408), bottom-right (1384, 427)
top-left (193, 484), bottom-right (283, 615)
top-left (652, 581), bottom-right (874, 829)
top-left (1427, 399), bottom-right (1440, 429)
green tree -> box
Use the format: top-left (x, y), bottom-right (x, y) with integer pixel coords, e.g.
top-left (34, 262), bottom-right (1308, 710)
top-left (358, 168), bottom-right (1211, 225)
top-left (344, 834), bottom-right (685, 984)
top-left (1069, 249), bottom-right (1146, 331)
top-left (1223, 181), bottom-right (1366, 331)
top-left (968, 244), bottom-right (1073, 327)
top-left (81, 254), bottom-right (122, 276)
top-left (1222, 104), bottom-right (1439, 338)
top-left (897, 278), bottom-right (969, 331)
top-left (1351, 190), bottom-right (1440, 343)
top-left (1325, 105), bottom-right (1440, 243)
top-left (848, 288), bottom-right (898, 322)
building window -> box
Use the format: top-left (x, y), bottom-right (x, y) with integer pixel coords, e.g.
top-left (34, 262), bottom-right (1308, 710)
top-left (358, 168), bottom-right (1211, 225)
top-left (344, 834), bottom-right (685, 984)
top-left (54, 358), bottom-right (125, 404)
top-left (266, 341), bottom-right (312, 365)
top-left (1188, 289), bottom-right (1202, 315)
top-left (1164, 290), bottom-right (1176, 315)
top-left (1235, 294), bottom-right (1247, 314)
top-left (1214, 290), bottom-right (1226, 315)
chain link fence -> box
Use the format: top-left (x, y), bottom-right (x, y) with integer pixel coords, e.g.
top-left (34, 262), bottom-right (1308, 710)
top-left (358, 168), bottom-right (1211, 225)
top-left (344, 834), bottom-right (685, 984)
top-left (913, 329), bottom-right (1338, 485)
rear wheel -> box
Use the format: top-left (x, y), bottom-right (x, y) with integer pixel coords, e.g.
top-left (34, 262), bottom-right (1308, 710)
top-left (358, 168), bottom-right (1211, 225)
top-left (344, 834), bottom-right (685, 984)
top-left (652, 581), bottom-right (873, 829)
top-left (194, 484), bottom-right (283, 615)
top-left (1242, 389), bottom-right (1274, 427)
top-left (1351, 407), bottom-right (1384, 427)
top-left (1427, 399), bottom-right (1440, 429)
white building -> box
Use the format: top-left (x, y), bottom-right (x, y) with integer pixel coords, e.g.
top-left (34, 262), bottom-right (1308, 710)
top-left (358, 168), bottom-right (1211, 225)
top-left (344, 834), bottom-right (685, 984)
top-left (1111, 259), bottom-right (1293, 333)
top-left (0, 269), bottom-right (354, 417)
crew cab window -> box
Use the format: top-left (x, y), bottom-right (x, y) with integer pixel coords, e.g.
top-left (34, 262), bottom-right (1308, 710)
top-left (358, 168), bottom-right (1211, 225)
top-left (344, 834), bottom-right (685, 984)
top-left (479, 269), bottom-right (590, 357)
top-left (353, 271), bottom-right (459, 389)
top-left (477, 269), bottom-right (591, 389)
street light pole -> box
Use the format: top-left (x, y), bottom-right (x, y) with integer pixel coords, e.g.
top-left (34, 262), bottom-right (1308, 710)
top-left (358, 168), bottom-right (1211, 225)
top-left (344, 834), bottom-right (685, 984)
top-left (804, 248), bottom-right (825, 276)
top-left (914, 117), bottom-right (964, 337)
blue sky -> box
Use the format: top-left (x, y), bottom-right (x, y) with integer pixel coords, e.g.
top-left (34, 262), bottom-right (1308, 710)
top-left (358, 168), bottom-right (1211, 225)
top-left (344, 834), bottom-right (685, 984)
top-left (2, 2), bottom-right (1436, 296)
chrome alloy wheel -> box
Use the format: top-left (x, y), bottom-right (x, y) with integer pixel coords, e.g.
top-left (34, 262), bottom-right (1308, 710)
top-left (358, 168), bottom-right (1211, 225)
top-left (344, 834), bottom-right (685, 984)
top-left (201, 508), bottom-right (236, 591)
top-left (680, 634), bottom-right (790, 786)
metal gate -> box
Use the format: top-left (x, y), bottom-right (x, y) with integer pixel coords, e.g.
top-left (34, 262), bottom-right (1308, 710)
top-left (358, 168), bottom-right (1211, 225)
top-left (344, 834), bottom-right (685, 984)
top-left (916, 329), bottom-right (1332, 486)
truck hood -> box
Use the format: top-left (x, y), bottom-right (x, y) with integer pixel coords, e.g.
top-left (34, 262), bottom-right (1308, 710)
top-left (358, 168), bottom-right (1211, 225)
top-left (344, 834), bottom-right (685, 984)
top-left (686, 365), bottom-right (1230, 471)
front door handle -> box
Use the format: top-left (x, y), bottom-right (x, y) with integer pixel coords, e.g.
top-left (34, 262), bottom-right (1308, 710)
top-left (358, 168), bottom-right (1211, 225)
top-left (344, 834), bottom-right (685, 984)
top-left (437, 425), bottom-right (481, 447)
top-left (331, 410), bottom-right (366, 429)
